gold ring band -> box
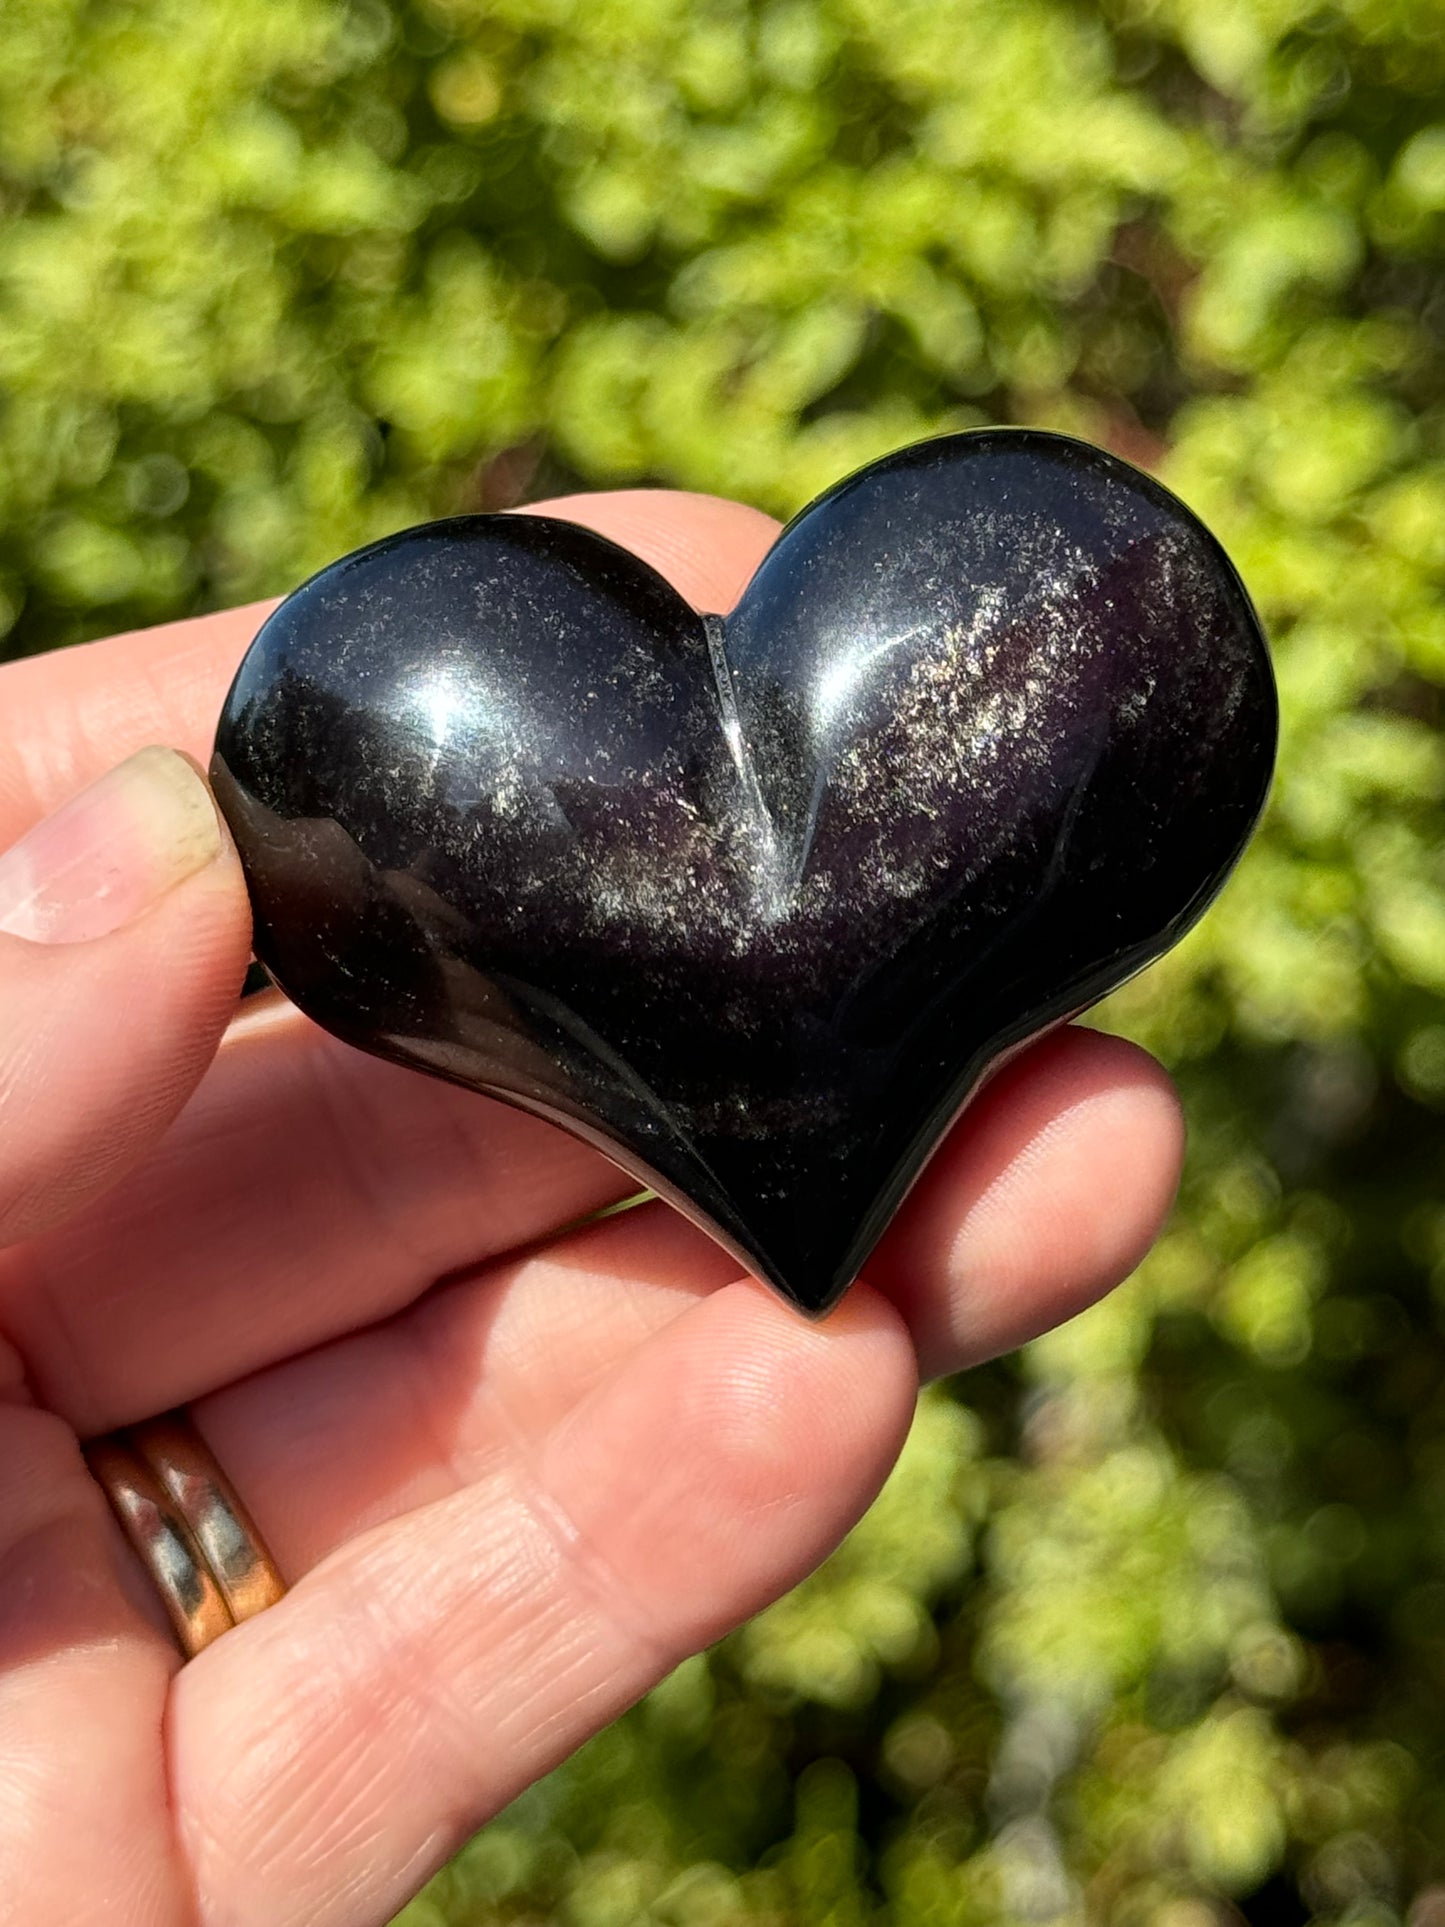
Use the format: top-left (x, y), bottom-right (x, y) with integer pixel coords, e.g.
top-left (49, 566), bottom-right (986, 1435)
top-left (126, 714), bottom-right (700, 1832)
top-left (129, 1414), bottom-right (286, 1623)
top-left (86, 1412), bottom-right (285, 1659)
top-left (85, 1437), bottom-right (235, 1656)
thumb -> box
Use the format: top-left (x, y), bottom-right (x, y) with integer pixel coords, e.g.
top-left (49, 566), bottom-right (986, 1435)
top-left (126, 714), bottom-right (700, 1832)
top-left (0, 747), bottom-right (252, 1245)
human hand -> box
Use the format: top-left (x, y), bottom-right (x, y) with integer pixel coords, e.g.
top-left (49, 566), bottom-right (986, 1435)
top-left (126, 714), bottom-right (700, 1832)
top-left (0, 491), bottom-right (1184, 1927)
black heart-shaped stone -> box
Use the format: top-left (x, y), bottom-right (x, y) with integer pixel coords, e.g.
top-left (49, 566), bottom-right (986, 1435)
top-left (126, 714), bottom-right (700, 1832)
top-left (211, 429), bottom-right (1276, 1315)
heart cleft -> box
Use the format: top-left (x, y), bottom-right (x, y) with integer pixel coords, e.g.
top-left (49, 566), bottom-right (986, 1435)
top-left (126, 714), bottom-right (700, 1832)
top-left (211, 428), bottom-right (1278, 1315)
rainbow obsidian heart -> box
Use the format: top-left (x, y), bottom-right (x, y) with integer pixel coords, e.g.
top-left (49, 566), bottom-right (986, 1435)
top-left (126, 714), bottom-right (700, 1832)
top-left (211, 429), bottom-right (1276, 1314)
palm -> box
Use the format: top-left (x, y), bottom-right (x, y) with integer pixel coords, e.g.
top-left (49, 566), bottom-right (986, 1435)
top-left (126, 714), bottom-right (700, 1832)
top-left (0, 492), bottom-right (1183, 1927)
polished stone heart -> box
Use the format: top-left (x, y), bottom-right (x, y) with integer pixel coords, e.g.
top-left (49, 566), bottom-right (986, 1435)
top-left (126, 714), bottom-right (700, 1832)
top-left (211, 429), bottom-right (1276, 1314)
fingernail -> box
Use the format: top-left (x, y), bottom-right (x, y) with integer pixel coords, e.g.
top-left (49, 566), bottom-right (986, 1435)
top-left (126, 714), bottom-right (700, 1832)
top-left (0, 748), bottom-right (224, 944)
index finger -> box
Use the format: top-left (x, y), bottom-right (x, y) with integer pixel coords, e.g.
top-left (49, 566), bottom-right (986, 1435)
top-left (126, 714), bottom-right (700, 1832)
top-left (0, 489), bottom-right (782, 848)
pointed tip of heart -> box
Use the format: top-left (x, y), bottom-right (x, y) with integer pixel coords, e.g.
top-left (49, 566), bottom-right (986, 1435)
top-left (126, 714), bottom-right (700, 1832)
top-left (726, 1237), bottom-right (861, 1321)
top-left (647, 1168), bottom-right (882, 1321)
top-left (750, 1267), bottom-right (853, 1320)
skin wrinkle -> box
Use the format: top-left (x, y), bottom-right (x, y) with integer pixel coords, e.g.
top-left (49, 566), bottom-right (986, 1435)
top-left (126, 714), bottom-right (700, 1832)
top-left (276, 1590), bottom-right (439, 1876)
top-left (504, 1216), bottom-right (724, 1387)
top-left (130, 636), bottom-right (235, 752)
top-left (467, 1336), bottom-right (683, 1684)
top-left (184, 1485), bottom-right (603, 1923)
top-left (535, 1281), bottom-right (913, 1649)
top-left (3, 683), bottom-right (92, 825)
top-left (188, 1591), bottom-right (406, 1913)
top-left (562, 1280), bottom-right (868, 1664)
top-left (193, 1205), bottom-right (734, 1581)
top-left (702, 1336), bottom-right (869, 1535)
top-left (950, 1098), bottom-right (1099, 1253)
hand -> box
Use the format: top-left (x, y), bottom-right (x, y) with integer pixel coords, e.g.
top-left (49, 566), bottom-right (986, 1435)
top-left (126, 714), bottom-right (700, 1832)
top-left (0, 491), bottom-right (1184, 1927)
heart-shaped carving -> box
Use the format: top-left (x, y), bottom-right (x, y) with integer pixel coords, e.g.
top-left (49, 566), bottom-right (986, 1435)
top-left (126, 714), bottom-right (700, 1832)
top-left (211, 429), bottom-right (1276, 1314)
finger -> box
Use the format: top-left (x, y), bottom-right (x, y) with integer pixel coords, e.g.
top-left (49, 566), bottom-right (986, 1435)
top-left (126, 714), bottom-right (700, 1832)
top-left (0, 749), bottom-right (251, 1245)
top-left (4, 997), bottom-right (633, 1434)
top-left (0, 491), bottom-right (781, 847)
top-left (197, 1201), bottom-right (743, 1573)
top-left (870, 1025), bottom-right (1185, 1378)
top-left (169, 1278), bottom-right (917, 1927)
top-left (0, 601), bottom-right (278, 848)
top-left (535, 488), bottom-right (779, 613)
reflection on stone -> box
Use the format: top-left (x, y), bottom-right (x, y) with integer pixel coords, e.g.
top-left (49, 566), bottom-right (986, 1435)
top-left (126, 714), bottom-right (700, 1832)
top-left (211, 429), bottom-right (1278, 1314)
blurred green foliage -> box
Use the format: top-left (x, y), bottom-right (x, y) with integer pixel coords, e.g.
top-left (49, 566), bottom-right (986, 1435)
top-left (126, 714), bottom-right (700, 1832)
top-left (4, 0), bottom-right (1445, 1918)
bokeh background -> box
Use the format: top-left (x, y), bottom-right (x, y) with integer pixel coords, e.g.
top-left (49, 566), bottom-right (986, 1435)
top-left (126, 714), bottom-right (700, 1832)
top-left (3, 0), bottom-right (1444, 1919)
